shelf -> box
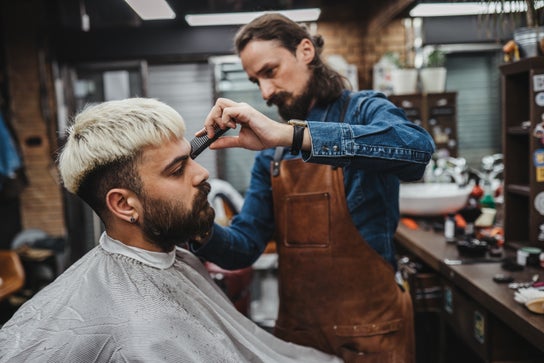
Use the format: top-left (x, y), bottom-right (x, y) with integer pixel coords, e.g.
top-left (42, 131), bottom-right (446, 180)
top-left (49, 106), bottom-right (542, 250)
top-left (506, 126), bottom-right (530, 135)
top-left (506, 184), bottom-right (530, 196)
top-left (499, 57), bottom-right (544, 76)
top-left (501, 56), bottom-right (544, 245)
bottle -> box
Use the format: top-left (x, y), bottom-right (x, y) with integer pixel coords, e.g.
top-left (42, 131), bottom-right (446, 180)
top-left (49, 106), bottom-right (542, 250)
top-left (479, 180), bottom-right (496, 209)
top-left (470, 178), bottom-right (484, 200)
top-left (445, 213), bottom-right (456, 243)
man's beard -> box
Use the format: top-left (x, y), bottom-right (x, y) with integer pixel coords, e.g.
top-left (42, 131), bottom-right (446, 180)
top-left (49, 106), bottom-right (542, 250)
top-left (139, 182), bottom-right (215, 252)
top-left (267, 75), bottom-right (317, 121)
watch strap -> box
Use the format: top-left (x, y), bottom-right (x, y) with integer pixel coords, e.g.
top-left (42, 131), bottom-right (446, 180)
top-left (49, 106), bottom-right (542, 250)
top-left (288, 119), bottom-right (307, 156)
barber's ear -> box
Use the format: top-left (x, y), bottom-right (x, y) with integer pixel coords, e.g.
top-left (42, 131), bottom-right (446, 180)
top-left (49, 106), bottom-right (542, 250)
top-left (297, 38), bottom-right (315, 64)
top-left (106, 189), bottom-right (141, 224)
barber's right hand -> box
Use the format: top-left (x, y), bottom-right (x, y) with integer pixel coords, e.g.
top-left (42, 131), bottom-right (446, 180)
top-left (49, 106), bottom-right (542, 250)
top-left (202, 98), bottom-right (292, 151)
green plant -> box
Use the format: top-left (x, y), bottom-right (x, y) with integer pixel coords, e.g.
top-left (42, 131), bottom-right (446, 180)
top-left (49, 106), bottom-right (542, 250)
top-left (426, 49), bottom-right (446, 68)
top-left (383, 51), bottom-right (413, 69)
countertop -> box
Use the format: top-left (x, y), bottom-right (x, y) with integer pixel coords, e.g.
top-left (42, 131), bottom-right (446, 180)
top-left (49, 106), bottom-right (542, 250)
top-left (395, 222), bottom-right (544, 351)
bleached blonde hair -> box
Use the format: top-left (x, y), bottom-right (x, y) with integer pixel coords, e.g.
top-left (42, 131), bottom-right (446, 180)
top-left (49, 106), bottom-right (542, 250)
top-left (58, 98), bottom-right (186, 196)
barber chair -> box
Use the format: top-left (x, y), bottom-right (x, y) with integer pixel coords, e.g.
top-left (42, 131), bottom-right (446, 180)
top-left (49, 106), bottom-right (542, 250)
top-left (0, 250), bottom-right (25, 302)
top-left (205, 262), bottom-right (253, 316)
top-left (205, 179), bottom-right (254, 316)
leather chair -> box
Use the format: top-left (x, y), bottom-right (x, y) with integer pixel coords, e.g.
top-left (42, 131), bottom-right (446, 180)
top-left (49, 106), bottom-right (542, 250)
top-left (0, 250), bottom-right (25, 301)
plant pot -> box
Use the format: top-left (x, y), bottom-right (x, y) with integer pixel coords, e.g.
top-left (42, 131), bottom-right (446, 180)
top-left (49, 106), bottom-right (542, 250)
top-left (514, 26), bottom-right (544, 58)
top-left (391, 68), bottom-right (418, 95)
top-left (420, 67), bottom-right (447, 93)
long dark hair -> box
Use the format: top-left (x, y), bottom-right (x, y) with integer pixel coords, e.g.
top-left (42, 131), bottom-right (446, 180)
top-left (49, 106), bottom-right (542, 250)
top-left (234, 13), bottom-right (346, 105)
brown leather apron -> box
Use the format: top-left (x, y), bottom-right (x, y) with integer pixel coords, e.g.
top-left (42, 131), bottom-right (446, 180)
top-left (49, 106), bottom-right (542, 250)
top-left (270, 159), bottom-right (415, 363)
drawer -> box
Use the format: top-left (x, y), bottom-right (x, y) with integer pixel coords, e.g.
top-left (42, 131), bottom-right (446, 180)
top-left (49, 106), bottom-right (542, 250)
top-left (442, 280), bottom-right (539, 362)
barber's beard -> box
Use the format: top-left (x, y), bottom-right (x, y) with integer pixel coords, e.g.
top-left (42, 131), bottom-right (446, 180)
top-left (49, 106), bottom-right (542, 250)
top-left (139, 183), bottom-right (215, 252)
top-left (267, 75), bottom-right (317, 121)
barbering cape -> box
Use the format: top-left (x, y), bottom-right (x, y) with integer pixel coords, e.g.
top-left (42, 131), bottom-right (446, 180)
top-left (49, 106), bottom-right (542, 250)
top-left (0, 233), bottom-right (341, 363)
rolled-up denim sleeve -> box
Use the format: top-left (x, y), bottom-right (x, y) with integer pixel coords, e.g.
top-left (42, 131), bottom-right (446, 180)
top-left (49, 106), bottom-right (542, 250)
top-left (302, 94), bottom-right (435, 181)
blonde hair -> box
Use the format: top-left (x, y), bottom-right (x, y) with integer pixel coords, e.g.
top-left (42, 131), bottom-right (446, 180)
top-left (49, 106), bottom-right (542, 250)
top-left (58, 98), bottom-right (186, 195)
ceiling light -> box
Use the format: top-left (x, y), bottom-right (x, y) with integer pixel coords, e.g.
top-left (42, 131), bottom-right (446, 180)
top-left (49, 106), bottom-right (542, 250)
top-left (185, 8), bottom-right (321, 27)
top-left (410, 1), bottom-right (543, 17)
top-left (124, 0), bottom-right (175, 20)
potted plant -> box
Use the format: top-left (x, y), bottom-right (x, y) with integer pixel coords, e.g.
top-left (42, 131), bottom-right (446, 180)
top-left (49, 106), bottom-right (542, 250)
top-left (388, 52), bottom-right (418, 95)
top-left (420, 48), bottom-right (447, 93)
top-left (480, 0), bottom-right (544, 57)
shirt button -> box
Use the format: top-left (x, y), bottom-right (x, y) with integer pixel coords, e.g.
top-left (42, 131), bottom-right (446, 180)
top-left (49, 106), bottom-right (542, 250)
top-left (332, 145), bottom-right (339, 152)
top-left (321, 145), bottom-right (329, 152)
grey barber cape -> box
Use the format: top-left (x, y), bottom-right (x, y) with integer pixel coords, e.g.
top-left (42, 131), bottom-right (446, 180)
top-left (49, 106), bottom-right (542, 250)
top-left (0, 233), bottom-right (341, 363)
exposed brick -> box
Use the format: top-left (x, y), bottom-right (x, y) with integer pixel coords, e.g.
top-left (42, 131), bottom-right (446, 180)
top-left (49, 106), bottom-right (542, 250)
top-left (2, 0), bottom-right (65, 237)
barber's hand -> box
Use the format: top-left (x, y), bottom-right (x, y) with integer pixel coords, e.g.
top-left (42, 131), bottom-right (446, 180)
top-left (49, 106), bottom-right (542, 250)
top-left (186, 228), bottom-right (213, 248)
top-left (201, 98), bottom-right (292, 151)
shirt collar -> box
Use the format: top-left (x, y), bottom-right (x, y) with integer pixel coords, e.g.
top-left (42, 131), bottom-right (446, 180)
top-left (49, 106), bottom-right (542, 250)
top-left (99, 232), bottom-right (176, 269)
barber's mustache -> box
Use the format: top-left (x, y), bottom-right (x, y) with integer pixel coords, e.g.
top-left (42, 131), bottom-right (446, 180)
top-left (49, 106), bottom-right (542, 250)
top-left (267, 92), bottom-right (289, 107)
top-left (195, 181), bottom-right (211, 206)
top-left (198, 181), bottom-right (211, 197)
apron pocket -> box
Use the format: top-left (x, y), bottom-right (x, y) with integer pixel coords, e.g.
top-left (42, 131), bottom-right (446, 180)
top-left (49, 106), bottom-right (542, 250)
top-left (283, 192), bottom-right (330, 248)
top-left (330, 319), bottom-right (404, 361)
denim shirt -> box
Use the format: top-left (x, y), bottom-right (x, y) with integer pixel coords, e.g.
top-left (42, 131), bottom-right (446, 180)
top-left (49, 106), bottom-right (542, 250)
top-left (194, 90), bottom-right (435, 269)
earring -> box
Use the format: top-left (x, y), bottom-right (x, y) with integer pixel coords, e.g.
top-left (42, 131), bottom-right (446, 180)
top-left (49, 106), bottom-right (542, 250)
top-left (130, 216), bottom-right (136, 223)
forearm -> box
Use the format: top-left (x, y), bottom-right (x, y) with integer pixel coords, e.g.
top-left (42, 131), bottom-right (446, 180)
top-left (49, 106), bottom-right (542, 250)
top-left (192, 223), bottom-right (267, 270)
top-left (301, 109), bottom-right (435, 179)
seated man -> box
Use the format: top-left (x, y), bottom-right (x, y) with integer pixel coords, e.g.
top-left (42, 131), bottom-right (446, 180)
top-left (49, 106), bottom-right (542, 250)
top-left (0, 98), bottom-right (340, 363)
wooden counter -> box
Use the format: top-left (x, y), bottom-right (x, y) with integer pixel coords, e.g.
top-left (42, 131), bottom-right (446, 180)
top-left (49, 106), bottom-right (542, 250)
top-left (395, 222), bottom-right (544, 360)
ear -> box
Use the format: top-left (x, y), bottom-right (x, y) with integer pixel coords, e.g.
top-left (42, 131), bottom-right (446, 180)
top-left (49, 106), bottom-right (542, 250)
top-left (106, 188), bottom-right (141, 224)
top-left (297, 38), bottom-right (315, 65)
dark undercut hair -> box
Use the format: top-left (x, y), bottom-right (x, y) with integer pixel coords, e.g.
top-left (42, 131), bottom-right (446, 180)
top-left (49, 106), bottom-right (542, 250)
top-left (77, 154), bottom-right (143, 224)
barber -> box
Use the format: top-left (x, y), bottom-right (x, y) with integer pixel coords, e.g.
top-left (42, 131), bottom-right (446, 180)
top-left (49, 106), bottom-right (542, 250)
top-left (193, 13), bottom-right (435, 363)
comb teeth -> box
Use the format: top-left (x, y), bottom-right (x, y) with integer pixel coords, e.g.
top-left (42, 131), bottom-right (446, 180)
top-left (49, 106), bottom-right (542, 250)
top-left (190, 126), bottom-right (228, 159)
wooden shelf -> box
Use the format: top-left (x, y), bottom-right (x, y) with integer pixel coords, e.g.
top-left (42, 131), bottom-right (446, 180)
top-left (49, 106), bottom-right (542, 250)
top-left (506, 126), bottom-right (530, 135)
top-left (506, 184), bottom-right (530, 196)
top-left (501, 56), bottom-right (544, 245)
top-left (499, 57), bottom-right (544, 75)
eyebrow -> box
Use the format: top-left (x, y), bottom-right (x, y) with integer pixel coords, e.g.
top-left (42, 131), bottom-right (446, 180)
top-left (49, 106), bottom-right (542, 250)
top-left (162, 155), bottom-right (189, 174)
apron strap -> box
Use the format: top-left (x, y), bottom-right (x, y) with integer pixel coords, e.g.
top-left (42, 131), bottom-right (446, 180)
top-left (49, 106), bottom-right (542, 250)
top-left (272, 146), bottom-right (285, 177)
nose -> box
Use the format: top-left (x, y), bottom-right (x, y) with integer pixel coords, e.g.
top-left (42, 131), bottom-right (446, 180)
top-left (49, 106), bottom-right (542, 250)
top-left (259, 79), bottom-right (275, 100)
top-left (189, 158), bottom-right (209, 185)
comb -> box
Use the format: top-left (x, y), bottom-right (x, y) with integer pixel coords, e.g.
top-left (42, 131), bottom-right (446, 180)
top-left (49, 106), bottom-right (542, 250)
top-left (190, 126), bottom-right (228, 159)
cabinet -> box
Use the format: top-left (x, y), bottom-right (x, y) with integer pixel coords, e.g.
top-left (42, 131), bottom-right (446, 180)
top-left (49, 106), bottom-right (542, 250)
top-left (389, 92), bottom-right (458, 157)
top-left (500, 57), bottom-right (544, 245)
top-left (441, 280), bottom-right (541, 363)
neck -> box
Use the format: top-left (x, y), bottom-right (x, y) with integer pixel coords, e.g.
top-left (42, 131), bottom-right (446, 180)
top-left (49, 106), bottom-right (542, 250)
top-left (106, 223), bottom-right (166, 252)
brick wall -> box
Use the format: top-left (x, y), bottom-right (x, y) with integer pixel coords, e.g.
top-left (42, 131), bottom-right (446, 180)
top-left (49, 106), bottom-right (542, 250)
top-left (2, 0), bottom-right (65, 237)
top-left (318, 19), bottom-right (409, 89)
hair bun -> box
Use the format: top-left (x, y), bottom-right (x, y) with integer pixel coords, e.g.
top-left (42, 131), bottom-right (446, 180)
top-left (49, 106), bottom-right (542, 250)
top-left (313, 34), bottom-right (324, 49)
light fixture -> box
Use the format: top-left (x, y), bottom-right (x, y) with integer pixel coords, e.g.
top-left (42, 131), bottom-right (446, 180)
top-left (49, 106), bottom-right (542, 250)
top-left (124, 0), bottom-right (176, 20)
top-left (185, 8), bottom-right (321, 27)
top-left (410, 1), bottom-right (543, 17)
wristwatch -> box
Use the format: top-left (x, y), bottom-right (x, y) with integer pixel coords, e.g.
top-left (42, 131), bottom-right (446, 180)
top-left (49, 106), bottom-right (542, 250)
top-left (287, 119), bottom-right (307, 155)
